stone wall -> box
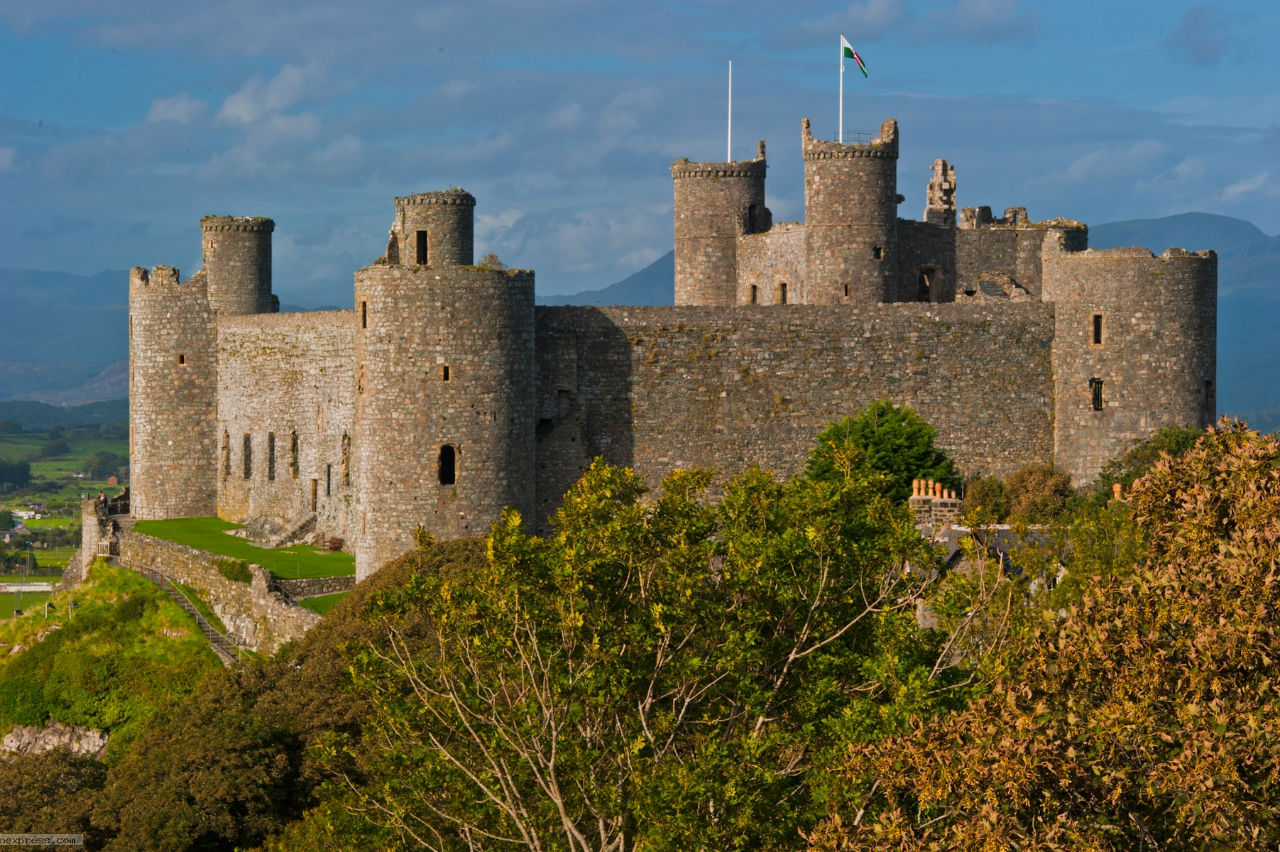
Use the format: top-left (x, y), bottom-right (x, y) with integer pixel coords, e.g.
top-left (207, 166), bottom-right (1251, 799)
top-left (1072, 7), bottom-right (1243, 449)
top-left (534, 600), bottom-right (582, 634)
top-left (737, 223), bottom-right (804, 305)
top-left (896, 220), bottom-right (955, 303)
top-left (117, 531), bottom-right (320, 653)
top-left (276, 574), bottom-right (355, 599)
top-left (533, 302), bottom-right (1056, 530)
top-left (201, 216), bottom-right (275, 316)
top-left (391, 189), bottom-right (475, 268)
top-left (672, 151), bottom-right (768, 306)
top-left (216, 310), bottom-right (357, 544)
top-left (1043, 245), bottom-right (1217, 483)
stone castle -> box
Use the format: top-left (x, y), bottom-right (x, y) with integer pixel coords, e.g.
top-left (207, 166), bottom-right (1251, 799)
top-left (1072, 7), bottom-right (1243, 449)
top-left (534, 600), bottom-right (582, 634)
top-left (127, 116), bottom-right (1217, 580)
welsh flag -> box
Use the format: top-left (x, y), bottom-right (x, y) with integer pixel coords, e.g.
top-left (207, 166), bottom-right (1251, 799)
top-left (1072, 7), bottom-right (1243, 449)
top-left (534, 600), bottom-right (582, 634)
top-left (841, 35), bottom-right (868, 77)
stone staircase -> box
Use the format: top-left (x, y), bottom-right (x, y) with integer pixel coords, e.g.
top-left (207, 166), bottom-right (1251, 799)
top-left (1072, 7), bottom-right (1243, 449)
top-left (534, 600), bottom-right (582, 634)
top-left (130, 564), bottom-right (243, 666)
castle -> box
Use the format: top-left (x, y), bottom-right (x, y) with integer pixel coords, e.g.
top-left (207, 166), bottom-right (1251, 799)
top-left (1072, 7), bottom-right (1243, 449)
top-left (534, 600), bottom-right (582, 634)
top-left (127, 117), bottom-right (1216, 580)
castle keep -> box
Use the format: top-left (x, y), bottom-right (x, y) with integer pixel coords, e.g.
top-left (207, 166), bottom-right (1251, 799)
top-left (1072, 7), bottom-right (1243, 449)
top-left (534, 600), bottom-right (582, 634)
top-left (128, 117), bottom-right (1217, 580)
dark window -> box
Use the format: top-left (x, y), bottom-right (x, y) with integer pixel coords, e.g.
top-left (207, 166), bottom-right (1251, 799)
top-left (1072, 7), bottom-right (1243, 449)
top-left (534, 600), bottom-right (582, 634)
top-left (222, 431), bottom-right (230, 478)
top-left (243, 433), bottom-right (252, 479)
top-left (917, 268), bottom-right (934, 302)
top-left (438, 444), bottom-right (456, 485)
top-left (267, 432), bottom-right (276, 481)
top-left (1092, 313), bottom-right (1103, 345)
top-left (326, 464), bottom-right (332, 497)
top-left (872, 246), bottom-right (883, 260)
top-left (177, 353), bottom-right (186, 365)
top-left (361, 301), bottom-right (367, 329)
top-left (779, 282), bottom-right (788, 305)
top-left (844, 283), bottom-right (849, 298)
top-left (416, 231), bottom-right (428, 265)
top-left (341, 432), bottom-right (351, 486)
top-left (1090, 378), bottom-right (1104, 411)
top-left (290, 431), bottom-right (299, 479)
top-left (749, 285), bottom-right (757, 305)
top-left (442, 365), bottom-right (451, 382)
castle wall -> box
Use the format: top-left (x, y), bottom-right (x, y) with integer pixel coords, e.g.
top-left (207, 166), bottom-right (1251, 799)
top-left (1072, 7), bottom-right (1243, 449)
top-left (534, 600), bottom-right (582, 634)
top-left (1043, 246), bottom-right (1217, 483)
top-left (736, 223), bottom-right (805, 305)
top-left (354, 265), bottom-right (536, 579)
top-left (215, 311), bottom-right (357, 540)
top-left (533, 302), bottom-right (1056, 530)
top-left (895, 220), bottom-right (955, 303)
top-left (672, 154), bottom-right (768, 306)
top-left (956, 214), bottom-right (1086, 299)
top-left (201, 216), bottom-right (275, 316)
top-left (129, 266), bottom-right (218, 519)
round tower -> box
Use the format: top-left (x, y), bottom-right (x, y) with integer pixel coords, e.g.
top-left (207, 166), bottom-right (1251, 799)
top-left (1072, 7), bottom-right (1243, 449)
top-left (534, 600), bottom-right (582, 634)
top-left (671, 141), bottom-right (767, 306)
top-left (390, 188), bottom-right (475, 267)
top-left (802, 117), bottom-right (900, 304)
top-left (1042, 241), bottom-right (1217, 484)
top-left (128, 264), bottom-right (218, 519)
top-left (200, 216), bottom-right (275, 316)
top-left (354, 193), bottom-right (535, 580)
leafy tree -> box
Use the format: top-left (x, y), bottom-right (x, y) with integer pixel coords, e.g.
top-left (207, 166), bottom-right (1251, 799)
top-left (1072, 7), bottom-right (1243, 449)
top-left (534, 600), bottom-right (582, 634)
top-left (808, 401), bottom-right (959, 503)
top-left (0, 751), bottom-right (106, 840)
top-left (1004, 463), bottom-right (1073, 523)
top-left (808, 419), bottom-right (1280, 850)
top-left (1094, 423), bottom-right (1202, 495)
top-left (82, 451), bottom-right (125, 480)
top-left (0, 459), bottom-right (30, 490)
top-left (319, 454), bottom-right (955, 849)
top-left (0, 510), bottom-right (11, 530)
top-left (40, 438), bottom-right (70, 457)
top-left (959, 475), bottom-right (1007, 525)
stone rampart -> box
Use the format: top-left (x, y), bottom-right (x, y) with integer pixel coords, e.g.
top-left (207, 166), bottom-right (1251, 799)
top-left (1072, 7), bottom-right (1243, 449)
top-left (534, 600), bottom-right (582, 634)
top-left (116, 531), bottom-right (320, 654)
top-left (737, 223), bottom-right (804, 305)
top-left (533, 302), bottom-right (1055, 528)
top-left (276, 575), bottom-right (355, 599)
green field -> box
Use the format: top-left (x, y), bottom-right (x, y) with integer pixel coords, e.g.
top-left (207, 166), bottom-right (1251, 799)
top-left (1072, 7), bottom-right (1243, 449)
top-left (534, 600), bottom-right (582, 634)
top-left (298, 591), bottom-right (350, 615)
top-left (0, 591), bottom-right (53, 618)
top-left (132, 517), bottom-right (355, 579)
top-left (30, 547), bottom-right (76, 570)
top-left (0, 425), bottom-right (128, 508)
top-left (22, 517), bottom-right (75, 529)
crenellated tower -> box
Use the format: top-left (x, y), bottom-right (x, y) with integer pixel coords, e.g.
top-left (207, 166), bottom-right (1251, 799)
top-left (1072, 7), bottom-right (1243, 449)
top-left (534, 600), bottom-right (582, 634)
top-left (128, 264), bottom-right (218, 519)
top-left (354, 189), bottom-right (536, 580)
top-left (671, 141), bottom-right (769, 306)
top-left (201, 216), bottom-right (276, 316)
top-left (802, 117), bottom-right (899, 304)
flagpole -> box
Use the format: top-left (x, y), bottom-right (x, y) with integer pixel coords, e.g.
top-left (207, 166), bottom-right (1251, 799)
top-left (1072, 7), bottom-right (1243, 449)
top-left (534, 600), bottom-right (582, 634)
top-left (727, 59), bottom-right (733, 161)
top-left (838, 34), bottom-right (844, 144)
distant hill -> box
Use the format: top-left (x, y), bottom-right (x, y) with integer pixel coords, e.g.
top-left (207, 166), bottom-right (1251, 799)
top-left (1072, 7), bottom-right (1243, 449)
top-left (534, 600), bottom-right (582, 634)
top-left (0, 398), bottom-right (128, 429)
top-left (538, 251), bottom-right (674, 306)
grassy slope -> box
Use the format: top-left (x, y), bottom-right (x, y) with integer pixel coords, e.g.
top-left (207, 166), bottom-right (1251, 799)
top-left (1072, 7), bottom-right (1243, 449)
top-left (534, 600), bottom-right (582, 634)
top-left (298, 591), bottom-right (349, 615)
top-left (132, 516), bottom-right (354, 579)
top-left (0, 560), bottom-right (221, 761)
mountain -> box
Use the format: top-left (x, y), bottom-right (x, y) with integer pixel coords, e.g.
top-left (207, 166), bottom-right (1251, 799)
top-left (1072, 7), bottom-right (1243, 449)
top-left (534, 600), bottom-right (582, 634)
top-left (538, 251), bottom-right (674, 306)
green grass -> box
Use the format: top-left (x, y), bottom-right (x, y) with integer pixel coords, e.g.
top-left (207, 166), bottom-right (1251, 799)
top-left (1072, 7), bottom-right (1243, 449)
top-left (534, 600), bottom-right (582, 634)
top-left (0, 575), bottom-right (60, 584)
top-left (31, 547), bottom-right (76, 570)
top-left (298, 591), bottom-right (350, 615)
top-left (132, 516), bottom-right (355, 579)
top-left (22, 517), bottom-right (75, 529)
top-left (173, 581), bottom-right (229, 634)
top-left (0, 592), bottom-right (52, 618)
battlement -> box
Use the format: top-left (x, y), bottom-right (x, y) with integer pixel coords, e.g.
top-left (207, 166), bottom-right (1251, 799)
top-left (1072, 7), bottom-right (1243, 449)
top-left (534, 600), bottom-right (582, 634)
top-left (671, 141), bottom-right (767, 179)
top-left (1045, 244), bottom-right (1216, 263)
top-left (959, 206), bottom-right (1085, 232)
top-left (801, 117), bottom-right (898, 160)
top-left (200, 216), bottom-right (275, 233)
top-left (395, 188), bottom-right (476, 207)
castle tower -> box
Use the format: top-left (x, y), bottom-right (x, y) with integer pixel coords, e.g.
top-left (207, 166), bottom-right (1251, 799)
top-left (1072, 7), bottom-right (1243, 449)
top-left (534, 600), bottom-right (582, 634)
top-left (387, 187), bottom-right (475, 268)
top-left (128, 265), bottom-right (218, 519)
top-left (1042, 241), bottom-right (1217, 483)
top-left (201, 216), bottom-right (275, 316)
top-left (671, 141), bottom-right (768, 306)
top-left (354, 189), bottom-right (535, 580)
top-left (802, 117), bottom-right (899, 304)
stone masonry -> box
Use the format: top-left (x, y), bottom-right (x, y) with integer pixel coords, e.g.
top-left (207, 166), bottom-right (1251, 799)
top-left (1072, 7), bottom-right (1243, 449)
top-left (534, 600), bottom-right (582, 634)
top-left (122, 115), bottom-right (1217, 582)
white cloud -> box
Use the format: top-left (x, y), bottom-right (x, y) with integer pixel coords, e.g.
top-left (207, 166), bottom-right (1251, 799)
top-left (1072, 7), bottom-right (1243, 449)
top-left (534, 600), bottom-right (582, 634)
top-left (0, 147), bottom-right (15, 172)
top-left (1221, 171), bottom-right (1272, 201)
top-left (912, 0), bottom-right (1038, 44)
top-left (217, 63), bottom-right (326, 125)
top-left (145, 93), bottom-right (209, 125)
top-left (1049, 139), bottom-right (1170, 185)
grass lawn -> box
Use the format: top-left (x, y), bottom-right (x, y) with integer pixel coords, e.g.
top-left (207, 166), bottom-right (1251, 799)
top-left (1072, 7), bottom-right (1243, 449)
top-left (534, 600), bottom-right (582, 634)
top-left (132, 516), bottom-right (355, 579)
top-left (0, 591), bottom-right (53, 618)
top-left (29, 547), bottom-right (76, 570)
top-left (298, 591), bottom-right (350, 615)
top-left (22, 517), bottom-right (75, 529)
top-left (0, 575), bottom-right (61, 584)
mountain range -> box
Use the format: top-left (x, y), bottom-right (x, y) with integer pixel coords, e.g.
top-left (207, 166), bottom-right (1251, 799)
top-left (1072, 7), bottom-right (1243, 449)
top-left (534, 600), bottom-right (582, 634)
top-left (1, 212), bottom-right (1276, 430)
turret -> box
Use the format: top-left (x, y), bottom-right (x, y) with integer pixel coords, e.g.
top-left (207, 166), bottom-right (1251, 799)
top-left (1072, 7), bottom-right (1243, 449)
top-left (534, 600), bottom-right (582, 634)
top-left (802, 117), bottom-right (900, 304)
top-left (128, 264), bottom-right (217, 519)
top-left (354, 191), bottom-right (535, 579)
top-left (201, 216), bottom-right (275, 316)
top-left (671, 141), bottom-right (768, 306)
top-left (387, 187), bottom-right (475, 267)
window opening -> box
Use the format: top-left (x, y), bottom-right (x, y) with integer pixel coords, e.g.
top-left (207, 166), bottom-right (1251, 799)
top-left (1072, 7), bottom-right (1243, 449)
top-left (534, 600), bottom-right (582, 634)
top-left (779, 282), bottom-right (788, 305)
top-left (341, 432), bottom-right (351, 486)
top-left (1092, 313), bottom-right (1103, 345)
top-left (843, 283), bottom-right (849, 298)
top-left (267, 432), bottom-right (276, 481)
top-left (438, 444), bottom-right (457, 486)
top-left (416, 231), bottom-right (428, 265)
top-left (243, 433), bottom-right (252, 479)
top-left (1090, 378), bottom-right (1104, 411)
top-left (442, 365), bottom-right (451, 382)
top-left (917, 268), bottom-right (933, 302)
top-left (326, 464), bottom-right (332, 497)
top-left (222, 431), bottom-right (230, 478)
top-left (290, 430), bottom-right (299, 479)
top-left (872, 246), bottom-right (883, 260)
top-left (361, 301), bottom-right (367, 329)
top-left (749, 285), bottom-right (757, 305)
top-left (177, 353), bottom-right (186, 365)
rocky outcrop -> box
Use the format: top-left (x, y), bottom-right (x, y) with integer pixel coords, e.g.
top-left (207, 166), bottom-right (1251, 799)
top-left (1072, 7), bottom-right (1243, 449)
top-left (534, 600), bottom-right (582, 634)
top-left (1, 722), bottom-right (108, 759)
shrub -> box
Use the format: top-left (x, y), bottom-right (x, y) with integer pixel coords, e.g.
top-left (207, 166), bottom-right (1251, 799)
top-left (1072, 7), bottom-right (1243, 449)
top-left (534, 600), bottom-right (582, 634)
top-left (216, 558), bottom-right (252, 584)
top-left (961, 475), bottom-right (1007, 525)
top-left (1005, 464), bottom-right (1073, 523)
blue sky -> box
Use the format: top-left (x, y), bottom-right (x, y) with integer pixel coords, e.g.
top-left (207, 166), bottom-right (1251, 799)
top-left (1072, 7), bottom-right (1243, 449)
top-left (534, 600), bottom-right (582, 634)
top-left (0, 0), bottom-right (1276, 304)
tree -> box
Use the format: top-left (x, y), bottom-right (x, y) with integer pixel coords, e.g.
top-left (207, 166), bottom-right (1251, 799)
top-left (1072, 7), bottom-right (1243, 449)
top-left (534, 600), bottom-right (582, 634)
top-left (1004, 463), bottom-right (1073, 523)
top-left (82, 451), bottom-right (125, 480)
top-left (1094, 424), bottom-right (1202, 495)
top-left (959, 475), bottom-right (1007, 525)
top-left (321, 453), bottom-right (952, 849)
top-left (808, 401), bottom-right (959, 504)
top-left (808, 419), bottom-right (1280, 850)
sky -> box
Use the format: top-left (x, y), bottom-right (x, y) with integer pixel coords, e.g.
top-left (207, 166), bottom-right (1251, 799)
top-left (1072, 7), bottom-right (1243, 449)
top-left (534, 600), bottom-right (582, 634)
top-left (0, 0), bottom-right (1277, 305)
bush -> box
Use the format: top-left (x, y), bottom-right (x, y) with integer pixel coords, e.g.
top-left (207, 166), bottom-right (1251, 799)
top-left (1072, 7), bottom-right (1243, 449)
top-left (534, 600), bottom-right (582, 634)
top-left (1095, 425), bottom-right (1202, 495)
top-left (961, 476), bottom-right (1007, 525)
top-left (215, 558), bottom-right (252, 584)
top-left (1005, 464), bottom-right (1073, 523)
